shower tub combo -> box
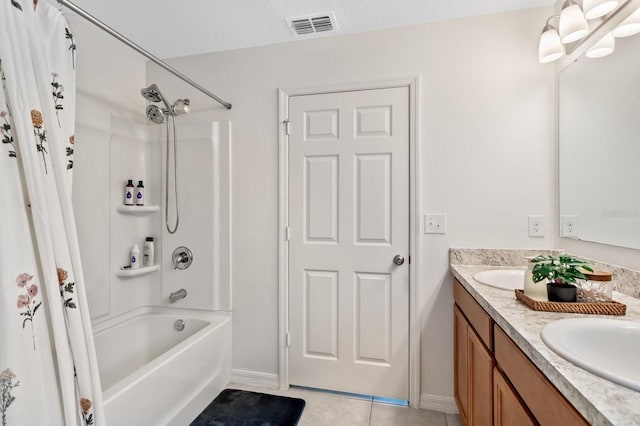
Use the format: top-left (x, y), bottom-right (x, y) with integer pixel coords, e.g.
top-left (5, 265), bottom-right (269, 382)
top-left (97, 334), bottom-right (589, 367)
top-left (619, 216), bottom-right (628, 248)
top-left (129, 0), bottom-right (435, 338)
top-left (89, 83), bottom-right (233, 424)
top-left (93, 307), bottom-right (231, 425)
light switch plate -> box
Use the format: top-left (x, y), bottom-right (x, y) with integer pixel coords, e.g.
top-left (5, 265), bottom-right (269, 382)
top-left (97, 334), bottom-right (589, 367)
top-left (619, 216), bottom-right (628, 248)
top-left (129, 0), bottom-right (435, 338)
top-left (424, 214), bottom-right (447, 234)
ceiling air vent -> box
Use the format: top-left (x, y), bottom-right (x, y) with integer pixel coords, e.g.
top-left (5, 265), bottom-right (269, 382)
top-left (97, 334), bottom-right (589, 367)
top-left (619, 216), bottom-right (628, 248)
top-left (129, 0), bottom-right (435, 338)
top-left (288, 12), bottom-right (338, 37)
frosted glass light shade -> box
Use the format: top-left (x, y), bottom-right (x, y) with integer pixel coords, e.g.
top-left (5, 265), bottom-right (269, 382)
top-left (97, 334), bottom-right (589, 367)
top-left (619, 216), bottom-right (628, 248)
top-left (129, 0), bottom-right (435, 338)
top-left (539, 26), bottom-right (565, 63)
top-left (586, 32), bottom-right (615, 58)
top-left (583, 0), bottom-right (619, 20)
top-left (612, 8), bottom-right (640, 38)
top-left (559, 2), bottom-right (589, 43)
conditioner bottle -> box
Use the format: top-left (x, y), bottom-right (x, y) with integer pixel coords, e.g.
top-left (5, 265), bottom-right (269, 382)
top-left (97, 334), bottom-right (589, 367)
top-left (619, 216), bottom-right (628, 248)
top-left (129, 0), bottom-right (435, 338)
top-left (143, 237), bottom-right (154, 267)
top-left (135, 180), bottom-right (144, 206)
top-left (130, 245), bottom-right (140, 270)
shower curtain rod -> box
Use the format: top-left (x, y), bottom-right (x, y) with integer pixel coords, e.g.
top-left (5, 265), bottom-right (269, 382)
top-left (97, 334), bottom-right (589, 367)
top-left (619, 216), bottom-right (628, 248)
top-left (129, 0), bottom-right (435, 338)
top-left (57, 0), bottom-right (232, 110)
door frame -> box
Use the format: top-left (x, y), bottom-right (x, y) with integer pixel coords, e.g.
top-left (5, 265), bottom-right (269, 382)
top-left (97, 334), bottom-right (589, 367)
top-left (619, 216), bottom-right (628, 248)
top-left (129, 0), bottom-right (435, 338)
top-left (278, 77), bottom-right (421, 407)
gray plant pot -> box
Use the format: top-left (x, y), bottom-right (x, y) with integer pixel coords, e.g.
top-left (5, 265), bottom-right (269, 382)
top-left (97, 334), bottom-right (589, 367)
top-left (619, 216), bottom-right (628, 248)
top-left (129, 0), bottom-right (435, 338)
top-left (547, 283), bottom-right (577, 303)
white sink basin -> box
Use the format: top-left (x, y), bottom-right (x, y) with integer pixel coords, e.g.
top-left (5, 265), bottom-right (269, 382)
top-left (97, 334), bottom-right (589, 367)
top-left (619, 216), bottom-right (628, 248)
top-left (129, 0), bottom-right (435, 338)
top-left (472, 269), bottom-right (524, 291)
top-left (541, 318), bottom-right (640, 391)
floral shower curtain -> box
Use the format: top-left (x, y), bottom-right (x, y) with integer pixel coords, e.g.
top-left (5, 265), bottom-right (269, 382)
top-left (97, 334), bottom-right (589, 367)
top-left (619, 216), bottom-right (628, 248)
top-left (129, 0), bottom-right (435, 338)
top-left (0, 1), bottom-right (103, 425)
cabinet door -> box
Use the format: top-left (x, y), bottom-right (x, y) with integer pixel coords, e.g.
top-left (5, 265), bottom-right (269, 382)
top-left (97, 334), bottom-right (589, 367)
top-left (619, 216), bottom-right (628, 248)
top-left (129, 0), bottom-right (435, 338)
top-left (468, 327), bottom-right (493, 426)
top-left (454, 306), bottom-right (469, 423)
top-left (454, 305), bottom-right (493, 426)
top-left (495, 326), bottom-right (588, 426)
top-left (494, 368), bottom-right (535, 426)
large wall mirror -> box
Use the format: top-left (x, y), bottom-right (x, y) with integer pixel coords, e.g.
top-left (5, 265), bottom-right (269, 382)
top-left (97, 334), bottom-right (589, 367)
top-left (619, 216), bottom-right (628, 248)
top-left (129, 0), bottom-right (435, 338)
top-left (559, 7), bottom-right (640, 250)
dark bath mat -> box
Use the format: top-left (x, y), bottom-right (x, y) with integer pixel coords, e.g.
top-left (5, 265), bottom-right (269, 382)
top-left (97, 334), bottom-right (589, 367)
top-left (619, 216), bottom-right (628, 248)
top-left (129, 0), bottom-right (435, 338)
top-left (191, 388), bottom-right (306, 426)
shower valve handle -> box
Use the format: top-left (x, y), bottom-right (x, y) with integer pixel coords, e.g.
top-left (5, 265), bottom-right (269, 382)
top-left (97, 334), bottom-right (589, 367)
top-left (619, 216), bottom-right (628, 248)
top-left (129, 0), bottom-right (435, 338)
top-left (172, 246), bottom-right (193, 270)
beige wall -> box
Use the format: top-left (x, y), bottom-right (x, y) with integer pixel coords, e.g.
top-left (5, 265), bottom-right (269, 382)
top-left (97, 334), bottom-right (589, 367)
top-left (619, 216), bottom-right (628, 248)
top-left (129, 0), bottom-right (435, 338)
top-left (148, 6), bottom-right (556, 402)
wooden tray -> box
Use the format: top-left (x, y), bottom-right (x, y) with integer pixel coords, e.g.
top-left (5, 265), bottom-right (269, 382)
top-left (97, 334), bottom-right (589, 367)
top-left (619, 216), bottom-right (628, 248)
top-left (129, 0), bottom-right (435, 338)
top-left (515, 289), bottom-right (626, 316)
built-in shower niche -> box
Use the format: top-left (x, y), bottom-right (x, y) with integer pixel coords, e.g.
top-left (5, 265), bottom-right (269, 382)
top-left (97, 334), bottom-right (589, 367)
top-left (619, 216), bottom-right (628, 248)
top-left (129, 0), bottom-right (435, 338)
top-left (110, 115), bottom-right (161, 316)
top-left (73, 112), bottom-right (160, 320)
top-left (74, 113), bottom-right (231, 320)
top-left (160, 120), bottom-right (232, 311)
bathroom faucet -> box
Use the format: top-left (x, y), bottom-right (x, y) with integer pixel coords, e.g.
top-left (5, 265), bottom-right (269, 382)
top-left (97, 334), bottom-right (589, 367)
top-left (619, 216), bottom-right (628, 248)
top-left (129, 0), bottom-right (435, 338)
top-left (169, 289), bottom-right (187, 303)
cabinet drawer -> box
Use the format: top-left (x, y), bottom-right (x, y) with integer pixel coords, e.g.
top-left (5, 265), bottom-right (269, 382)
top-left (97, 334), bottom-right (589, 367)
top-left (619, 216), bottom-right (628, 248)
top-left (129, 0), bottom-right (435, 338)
top-left (494, 326), bottom-right (588, 426)
top-left (454, 279), bottom-right (493, 350)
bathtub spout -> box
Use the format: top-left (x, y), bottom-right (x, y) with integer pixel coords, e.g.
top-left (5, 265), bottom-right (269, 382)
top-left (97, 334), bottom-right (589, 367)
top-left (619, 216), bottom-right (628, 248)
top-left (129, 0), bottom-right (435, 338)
top-left (169, 289), bottom-right (187, 303)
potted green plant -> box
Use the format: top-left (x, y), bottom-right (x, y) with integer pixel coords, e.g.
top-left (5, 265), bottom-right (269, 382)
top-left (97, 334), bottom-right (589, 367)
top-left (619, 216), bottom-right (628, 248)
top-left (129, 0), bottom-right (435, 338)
top-left (530, 254), bottom-right (593, 302)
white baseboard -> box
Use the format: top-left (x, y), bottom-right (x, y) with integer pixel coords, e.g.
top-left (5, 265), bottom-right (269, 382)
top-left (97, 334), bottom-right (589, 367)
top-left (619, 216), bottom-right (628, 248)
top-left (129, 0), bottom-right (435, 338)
top-left (230, 369), bottom-right (280, 389)
top-left (420, 394), bottom-right (459, 414)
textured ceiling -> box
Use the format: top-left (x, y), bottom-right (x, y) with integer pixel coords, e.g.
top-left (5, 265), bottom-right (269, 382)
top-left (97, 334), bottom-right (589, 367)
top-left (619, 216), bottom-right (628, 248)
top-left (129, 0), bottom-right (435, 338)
top-left (63, 0), bottom-right (554, 59)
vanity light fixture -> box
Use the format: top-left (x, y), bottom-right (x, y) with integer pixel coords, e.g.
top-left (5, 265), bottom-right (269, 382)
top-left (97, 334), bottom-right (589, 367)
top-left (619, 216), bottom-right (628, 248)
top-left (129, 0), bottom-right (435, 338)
top-left (559, 0), bottom-right (590, 44)
top-left (585, 32), bottom-right (615, 58)
top-left (583, 0), bottom-right (619, 20)
top-left (539, 16), bottom-right (565, 63)
top-left (612, 7), bottom-right (640, 37)
top-left (537, 0), bottom-right (627, 63)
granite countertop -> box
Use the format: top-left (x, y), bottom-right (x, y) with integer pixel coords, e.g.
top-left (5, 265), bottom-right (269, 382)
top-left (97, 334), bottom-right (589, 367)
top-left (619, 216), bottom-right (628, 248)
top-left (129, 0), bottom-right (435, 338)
top-left (451, 264), bottom-right (640, 426)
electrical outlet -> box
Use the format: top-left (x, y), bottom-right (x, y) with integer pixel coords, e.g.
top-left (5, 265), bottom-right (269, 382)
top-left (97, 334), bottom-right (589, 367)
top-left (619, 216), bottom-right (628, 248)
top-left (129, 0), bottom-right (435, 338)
top-left (561, 215), bottom-right (579, 238)
top-left (528, 215), bottom-right (545, 237)
top-left (424, 214), bottom-right (447, 234)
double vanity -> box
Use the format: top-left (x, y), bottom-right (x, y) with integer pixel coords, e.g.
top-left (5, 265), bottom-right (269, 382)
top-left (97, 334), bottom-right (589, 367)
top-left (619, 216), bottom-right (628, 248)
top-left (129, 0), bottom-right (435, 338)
top-left (449, 2), bottom-right (640, 424)
top-left (451, 255), bottom-right (640, 425)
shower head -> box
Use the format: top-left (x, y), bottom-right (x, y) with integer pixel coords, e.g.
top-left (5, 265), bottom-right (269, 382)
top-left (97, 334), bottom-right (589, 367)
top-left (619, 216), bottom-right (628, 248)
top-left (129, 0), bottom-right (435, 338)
top-left (140, 84), bottom-right (164, 103)
top-left (141, 83), bottom-right (189, 123)
top-left (146, 104), bottom-right (165, 124)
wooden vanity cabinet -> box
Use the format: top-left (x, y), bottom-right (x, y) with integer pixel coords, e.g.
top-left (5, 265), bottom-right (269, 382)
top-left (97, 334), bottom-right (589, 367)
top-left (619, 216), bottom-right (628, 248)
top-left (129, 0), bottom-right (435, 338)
top-left (454, 299), bottom-right (493, 425)
top-left (453, 278), bottom-right (588, 426)
top-left (494, 327), bottom-right (588, 426)
top-left (454, 306), bottom-right (470, 422)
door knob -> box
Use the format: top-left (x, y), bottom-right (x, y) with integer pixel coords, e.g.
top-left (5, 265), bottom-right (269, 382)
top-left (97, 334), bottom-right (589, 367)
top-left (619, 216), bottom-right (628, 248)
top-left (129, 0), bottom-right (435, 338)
top-left (393, 255), bottom-right (405, 266)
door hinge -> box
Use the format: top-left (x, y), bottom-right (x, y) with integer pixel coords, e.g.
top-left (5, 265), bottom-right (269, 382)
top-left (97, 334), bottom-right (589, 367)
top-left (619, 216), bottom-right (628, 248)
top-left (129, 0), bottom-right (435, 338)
top-left (408, 256), bottom-right (411, 264)
top-left (286, 332), bottom-right (291, 347)
top-left (285, 226), bottom-right (291, 241)
top-left (284, 119), bottom-right (291, 136)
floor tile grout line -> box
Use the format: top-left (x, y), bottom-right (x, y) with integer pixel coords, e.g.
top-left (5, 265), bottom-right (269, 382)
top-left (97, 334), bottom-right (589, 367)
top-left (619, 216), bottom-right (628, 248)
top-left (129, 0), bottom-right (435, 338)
top-left (229, 383), bottom-right (458, 425)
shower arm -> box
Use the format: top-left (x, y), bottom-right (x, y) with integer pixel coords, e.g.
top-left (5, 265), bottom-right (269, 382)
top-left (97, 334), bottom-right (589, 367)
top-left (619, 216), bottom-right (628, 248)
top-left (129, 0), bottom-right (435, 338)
top-left (57, 0), bottom-right (232, 110)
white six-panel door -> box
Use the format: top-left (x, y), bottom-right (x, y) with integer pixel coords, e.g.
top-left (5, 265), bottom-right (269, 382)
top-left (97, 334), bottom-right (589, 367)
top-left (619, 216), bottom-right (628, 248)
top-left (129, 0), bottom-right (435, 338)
top-left (287, 87), bottom-right (409, 400)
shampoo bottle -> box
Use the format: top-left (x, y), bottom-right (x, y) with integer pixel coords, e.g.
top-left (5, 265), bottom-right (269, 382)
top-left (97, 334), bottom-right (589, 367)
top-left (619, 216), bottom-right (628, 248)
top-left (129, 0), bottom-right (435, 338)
top-left (143, 237), bottom-right (154, 267)
top-left (130, 244), bottom-right (140, 269)
top-left (124, 179), bottom-right (134, 205)
top-left (135, 180), bottom-right (144, 206)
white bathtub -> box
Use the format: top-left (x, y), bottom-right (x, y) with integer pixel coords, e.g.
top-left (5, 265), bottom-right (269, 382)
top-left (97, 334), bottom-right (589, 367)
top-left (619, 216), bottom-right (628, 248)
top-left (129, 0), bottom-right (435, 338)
top-left (93, 307), bottom-right (231, 425)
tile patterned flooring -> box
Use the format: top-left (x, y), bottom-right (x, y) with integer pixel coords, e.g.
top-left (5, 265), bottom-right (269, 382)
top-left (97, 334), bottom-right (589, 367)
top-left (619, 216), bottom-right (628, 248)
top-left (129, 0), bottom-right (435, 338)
top-left (228, 383), bottom-right (462, 426)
